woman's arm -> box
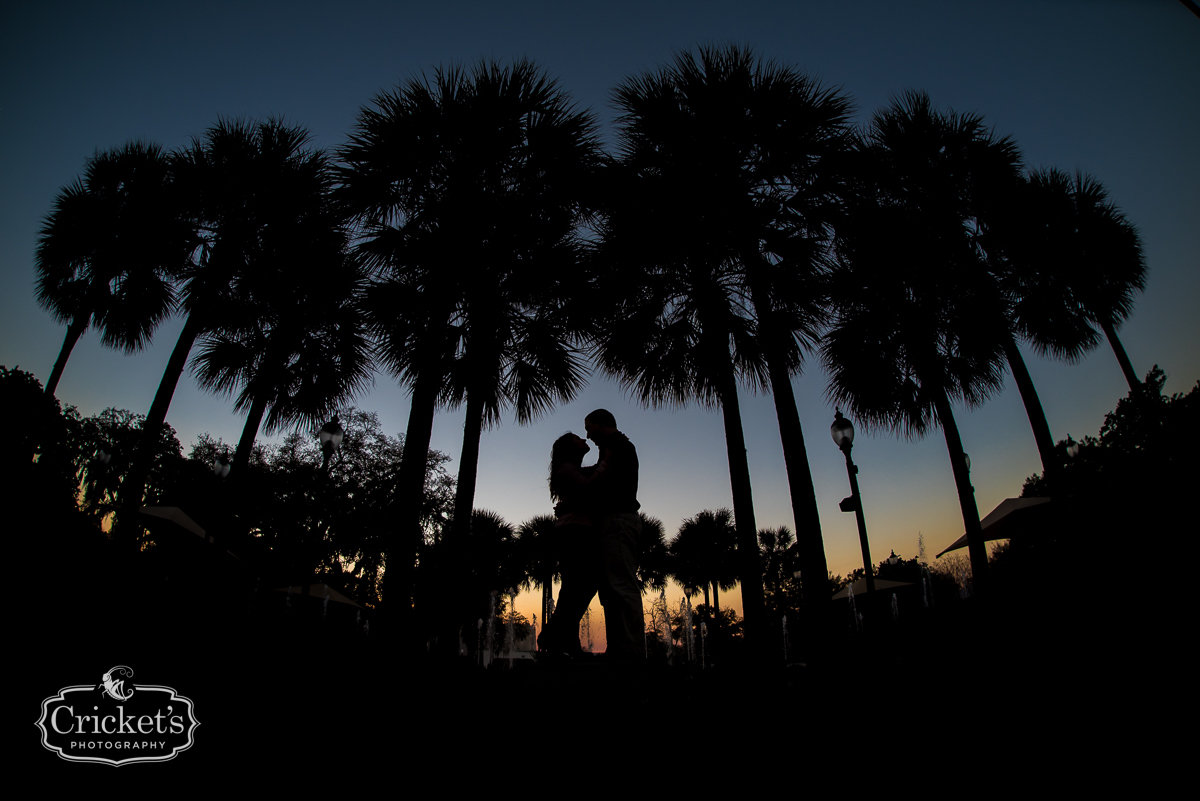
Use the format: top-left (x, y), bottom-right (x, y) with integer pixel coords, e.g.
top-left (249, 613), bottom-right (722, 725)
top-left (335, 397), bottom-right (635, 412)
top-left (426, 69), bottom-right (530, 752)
top-left (555, 459), bottom-right (609, 490)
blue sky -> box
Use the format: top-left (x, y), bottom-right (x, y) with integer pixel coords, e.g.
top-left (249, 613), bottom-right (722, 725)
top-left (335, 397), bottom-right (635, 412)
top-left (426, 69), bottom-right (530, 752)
top-left (3, 1), bottom-right (1197, 624)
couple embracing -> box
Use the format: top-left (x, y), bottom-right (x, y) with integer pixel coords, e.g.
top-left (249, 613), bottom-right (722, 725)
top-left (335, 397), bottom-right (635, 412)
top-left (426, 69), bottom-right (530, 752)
top-left (537, 409), bottom-right (643, 662)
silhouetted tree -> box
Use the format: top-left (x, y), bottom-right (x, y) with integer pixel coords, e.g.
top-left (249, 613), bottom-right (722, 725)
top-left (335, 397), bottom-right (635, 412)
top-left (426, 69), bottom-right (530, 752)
top-left (827, 92), bottom-right (1016, 586)
top-left (121, 120), bottom-right (342, 543)
top-left (995, 168), bottom-right (1147, 394)
top-left (669, 509), bottom-right (739, 613)
top-left (983, 168), bottom-right (1144, 483)
top-left (516, 514), bottom-right (560, 628)
top-left (192, 248), bottom-right (372, 477)
top-left (231, 408), bottom-right (455, 607)
top-left (339, 60), bottom-right (600, 624)
top-left (636, 514), bottom-right (671, 594)
top-left (35, 142), bottom-right (192, 397)
top-left (603, 45), bottom-right (851, 650)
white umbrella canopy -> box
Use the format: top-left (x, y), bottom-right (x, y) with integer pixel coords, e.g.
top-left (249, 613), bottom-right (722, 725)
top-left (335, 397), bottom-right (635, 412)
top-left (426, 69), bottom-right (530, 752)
top-left (831, 578), bottom-right (913, 600)
top-left (140, 505), bottom-right (207, 539)
top-left (275, 583), bottom-right (363, 609)
top-left (140, 505), bottom-right (243, 559)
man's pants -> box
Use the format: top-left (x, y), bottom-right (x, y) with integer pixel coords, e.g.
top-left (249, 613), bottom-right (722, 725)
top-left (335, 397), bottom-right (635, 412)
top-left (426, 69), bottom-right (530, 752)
top-left (597, 512), bottom-right (642, 657)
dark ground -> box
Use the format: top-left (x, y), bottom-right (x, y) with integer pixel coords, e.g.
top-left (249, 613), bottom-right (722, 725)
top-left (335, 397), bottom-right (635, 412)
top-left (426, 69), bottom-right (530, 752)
top-left (15, 472), bottom-right (1166, 787)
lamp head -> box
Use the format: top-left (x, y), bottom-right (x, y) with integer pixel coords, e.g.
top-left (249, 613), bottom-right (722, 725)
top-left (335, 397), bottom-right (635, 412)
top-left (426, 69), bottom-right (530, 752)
top-left (831, 409), bottom-right (854, 450)
top-left (319, 415), bottom-right (344, 454)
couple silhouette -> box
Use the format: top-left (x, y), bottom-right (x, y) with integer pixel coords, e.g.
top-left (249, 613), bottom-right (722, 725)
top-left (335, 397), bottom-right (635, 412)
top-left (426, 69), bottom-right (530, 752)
top-left (537, 409), bottom-right (644, 662)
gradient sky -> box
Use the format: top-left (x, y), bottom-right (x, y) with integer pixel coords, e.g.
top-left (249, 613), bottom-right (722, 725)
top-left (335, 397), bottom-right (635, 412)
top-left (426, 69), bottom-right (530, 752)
top-left (3, 1), bottom-right (1197, 633)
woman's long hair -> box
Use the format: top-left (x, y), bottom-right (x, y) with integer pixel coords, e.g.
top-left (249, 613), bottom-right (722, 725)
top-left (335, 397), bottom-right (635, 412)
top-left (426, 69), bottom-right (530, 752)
top-left (549, 432), bottom-right (584, 502)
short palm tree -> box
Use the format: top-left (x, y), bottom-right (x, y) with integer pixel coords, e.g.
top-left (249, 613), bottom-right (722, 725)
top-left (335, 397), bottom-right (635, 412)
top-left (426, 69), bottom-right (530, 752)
top-left (826, 93), bottom-right (1016, 585)
top-left (516, 514), bottom-right (560, 628)
top-left (668, 509), bottom-right (739, 613)
top-left (758, 525), bottom-right (799, 601)
top-left (35, 142), bottom-right (192, 397)
top-left (636, 514), bottom-right (671, 594)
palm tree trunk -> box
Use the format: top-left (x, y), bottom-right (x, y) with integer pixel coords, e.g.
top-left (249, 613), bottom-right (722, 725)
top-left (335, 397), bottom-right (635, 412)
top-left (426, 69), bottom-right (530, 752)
top-left (746, 265), bottom-right (832, 655)
top-left (118, 311), bottom-right (204, 538)
top-left (714, 361), bottom-right (765, 645)
top-left (1003, 336), bottom-right (1059, 484)
top-left (232, 392), bottom-right (269, 475)
top-left (44, 314), bottom-right (89, 397)
top-left (1100, 318), bottom-right (1140, 391)
top-left (451, 391), bottom-right (485, 544)
top-left (383, 369), bottom-right (440, 637)
top-left (761, 336), bottom-right (831, 648)
top-left (438, 390), bottom-right (486, 653)
top-left (932, 388), bottom-right (988, 591)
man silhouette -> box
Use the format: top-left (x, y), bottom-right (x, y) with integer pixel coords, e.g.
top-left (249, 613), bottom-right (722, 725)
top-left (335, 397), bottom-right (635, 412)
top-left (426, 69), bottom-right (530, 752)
top-left (584, 408), bottom-right (643, 661)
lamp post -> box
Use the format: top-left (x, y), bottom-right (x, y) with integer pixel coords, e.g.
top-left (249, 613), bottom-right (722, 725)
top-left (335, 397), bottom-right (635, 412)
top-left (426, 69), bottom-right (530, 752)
top-left (299, 414), bottom-right (344, 620)
top-left (832, 409), bottom-right (876, 600)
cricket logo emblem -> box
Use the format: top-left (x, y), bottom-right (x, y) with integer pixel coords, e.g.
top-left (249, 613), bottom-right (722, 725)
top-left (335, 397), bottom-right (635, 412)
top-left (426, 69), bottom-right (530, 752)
top-left (97, 666), bottom-right (135, 702)
top-left (36, 665), bottom-right (199, 766)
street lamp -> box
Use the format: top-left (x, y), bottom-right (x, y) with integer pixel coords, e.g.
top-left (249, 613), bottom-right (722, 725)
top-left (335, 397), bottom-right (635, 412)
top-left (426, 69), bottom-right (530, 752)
top-left (319, 414), bottom-right (343, 472)
top-left (1065, 435), bottom-right (1080, 460)
top-left (831, 409), bottom-right (876, 600)
top-left (212, 451), bottom-right (231, 479)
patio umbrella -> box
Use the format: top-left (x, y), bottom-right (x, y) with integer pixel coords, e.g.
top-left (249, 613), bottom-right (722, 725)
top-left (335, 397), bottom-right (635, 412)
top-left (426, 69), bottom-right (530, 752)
top-left (935, 497), bottom-right (1052, 558)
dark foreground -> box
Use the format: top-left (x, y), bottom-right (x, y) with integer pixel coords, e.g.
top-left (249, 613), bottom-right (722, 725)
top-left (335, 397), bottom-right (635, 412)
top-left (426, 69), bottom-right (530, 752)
top-left (17, 485), bottom-right (1164, 786)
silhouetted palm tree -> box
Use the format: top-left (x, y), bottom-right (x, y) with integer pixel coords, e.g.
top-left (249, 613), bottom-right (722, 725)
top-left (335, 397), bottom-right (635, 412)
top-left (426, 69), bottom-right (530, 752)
top-left (758, 525), bottom-right (798, 597)
top-left (996, 168), bottom-right (1147, 393)
top-left (668, 509), bottom-right (739, 613)
top-left (192, 251), bottom-right (372, 476)
top-left (826, 92), bottom-right (1015, 585)
top-left (516, 514), bottom-right (560, 628)
top-left (339, 60), bottom-right (600, 617)
top-left (980, 168), bottom-right (1100, 481)
top-left (120, 119), bottom-right (342, 533)
top-left (35, 142), bottom-right (193, 396)
top-left (603, 46), bottom-right (852, 644)
top-left (636, 514), bottom-right (670, 594)
top-left (606, 48), bottom-right (855, 641)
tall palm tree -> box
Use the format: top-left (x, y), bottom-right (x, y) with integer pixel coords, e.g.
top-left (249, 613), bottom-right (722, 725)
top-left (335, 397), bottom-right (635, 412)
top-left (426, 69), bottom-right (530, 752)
top-left (592, 250), bottom-right (768, 633)
top-left (35, 142), bottom-right (192, 397)
top-left (338, 59), bottom-right (600, 618)
top-left (605, 46), bottom-right (851, 642)
top-left (826, 93), bottom-right (1015, 585)
top-left (993, 168), bottom-right (1147, 394)
top-left (120, 119), bottom-right (343, 534)
top-left (191, 251), bottom-right (372, 476)
top-left (599, 46), bottom-right (850, 643)
top-left (981, 168), bottom-right (1101, 481)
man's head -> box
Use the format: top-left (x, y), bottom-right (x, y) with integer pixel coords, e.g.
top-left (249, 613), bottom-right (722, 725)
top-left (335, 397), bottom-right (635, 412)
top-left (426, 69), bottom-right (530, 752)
top-left (584, 408), bottom-right (617, 444)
